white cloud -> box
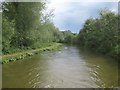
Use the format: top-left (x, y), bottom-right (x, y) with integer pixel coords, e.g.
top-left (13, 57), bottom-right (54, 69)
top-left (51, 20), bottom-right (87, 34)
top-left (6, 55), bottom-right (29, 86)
top-left (47, 0), bottom-right (118, 33)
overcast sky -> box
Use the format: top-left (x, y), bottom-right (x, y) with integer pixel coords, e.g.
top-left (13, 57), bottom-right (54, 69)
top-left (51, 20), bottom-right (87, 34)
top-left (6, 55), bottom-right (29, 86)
top-left (47, 0), bottom-right (118, 33)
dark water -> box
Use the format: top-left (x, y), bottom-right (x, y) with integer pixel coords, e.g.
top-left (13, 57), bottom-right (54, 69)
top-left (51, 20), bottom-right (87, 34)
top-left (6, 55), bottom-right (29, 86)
top-left (3, 45), bottom-right (118, 88)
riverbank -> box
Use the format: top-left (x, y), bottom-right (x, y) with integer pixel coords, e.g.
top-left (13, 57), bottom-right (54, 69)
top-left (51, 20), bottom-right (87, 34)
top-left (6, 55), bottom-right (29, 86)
top-left (1, 43), bottom-right (62, 64)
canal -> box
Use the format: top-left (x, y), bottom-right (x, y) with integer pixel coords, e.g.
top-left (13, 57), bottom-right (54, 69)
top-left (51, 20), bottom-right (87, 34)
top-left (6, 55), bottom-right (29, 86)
top-left (2, 45), bottom-right (118, 88)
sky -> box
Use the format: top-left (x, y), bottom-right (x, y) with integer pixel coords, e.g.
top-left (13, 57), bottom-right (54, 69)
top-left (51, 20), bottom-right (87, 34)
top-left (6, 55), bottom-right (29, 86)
top-left (47, 0), bottom-right (118, 33)
top-left (0, 0), bottom-right (118, 33)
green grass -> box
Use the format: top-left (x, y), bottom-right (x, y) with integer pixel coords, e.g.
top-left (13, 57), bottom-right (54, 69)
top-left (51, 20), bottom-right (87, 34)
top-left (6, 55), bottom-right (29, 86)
top-left (1, 43), bottom-right (62, 64)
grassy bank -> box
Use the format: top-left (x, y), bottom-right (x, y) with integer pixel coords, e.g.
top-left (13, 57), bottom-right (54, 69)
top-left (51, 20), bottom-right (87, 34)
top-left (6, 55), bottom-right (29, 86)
top-left (1, 43), bottom-right (62, 64)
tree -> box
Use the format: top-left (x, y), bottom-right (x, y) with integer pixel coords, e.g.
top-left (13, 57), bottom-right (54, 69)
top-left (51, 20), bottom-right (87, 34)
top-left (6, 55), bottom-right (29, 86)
top-left (78, 9), bottom-right (119, 59)
top-left (3, 2), bottom-right (45, 48)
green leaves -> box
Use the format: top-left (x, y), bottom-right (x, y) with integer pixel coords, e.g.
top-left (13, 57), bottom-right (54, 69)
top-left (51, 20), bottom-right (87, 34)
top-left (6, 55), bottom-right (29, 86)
top-left (2, 2), bottom-right (64, 54)
top-left (78, 9), bottom-right (119, 59)
top-left (2, 18), bottom-right (15, 54)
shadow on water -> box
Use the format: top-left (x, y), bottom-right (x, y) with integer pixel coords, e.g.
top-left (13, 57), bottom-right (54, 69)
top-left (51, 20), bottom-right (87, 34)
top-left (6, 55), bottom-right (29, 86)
top-left (77, 46), bottom-right (118, 88)
top-left (2, 45), bottom-right (118, 88)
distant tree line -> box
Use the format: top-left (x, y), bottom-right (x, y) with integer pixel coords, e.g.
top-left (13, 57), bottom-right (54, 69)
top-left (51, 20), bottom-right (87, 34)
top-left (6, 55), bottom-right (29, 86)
top-left (78, 9), bottom-right (120, 59)
top-left (60, 30), bottom-right (77, 44)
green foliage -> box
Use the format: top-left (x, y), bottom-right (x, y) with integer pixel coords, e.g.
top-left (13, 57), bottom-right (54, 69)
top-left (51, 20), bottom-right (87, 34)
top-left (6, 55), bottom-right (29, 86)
top-left (78, 9), bottom-right (119, 59)
top-left (0, 12), bottom-right (2, 55)
top-left (3, 1), bottom-right (118, 61)
top-left (2, 17), bottom-right (14, 54)
top-left (2, 2), bottom-right (63, 54)
top-left (2, 43), bottom-right (62, 64)
top-left (61, 30), bottom-right (78, 44)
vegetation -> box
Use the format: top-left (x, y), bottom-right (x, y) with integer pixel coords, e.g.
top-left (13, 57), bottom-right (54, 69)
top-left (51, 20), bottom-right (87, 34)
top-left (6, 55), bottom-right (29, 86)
top-left (2, 2), bottom-right (63, 55)
top-left (60, 30), bottom-right (78, 44)
top-left (78, 9), bottom-right (119, 59)
top-left (1, 1), bottom-right (119, 64)
top-left (2, 43), bottom-right (62, 64)
top-left (1, 1), bottom-right (64, 63)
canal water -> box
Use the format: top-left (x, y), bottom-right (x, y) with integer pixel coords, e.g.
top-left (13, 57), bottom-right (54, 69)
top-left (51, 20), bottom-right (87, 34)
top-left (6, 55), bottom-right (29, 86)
top-left (2, 45), bottom-right (118, 88)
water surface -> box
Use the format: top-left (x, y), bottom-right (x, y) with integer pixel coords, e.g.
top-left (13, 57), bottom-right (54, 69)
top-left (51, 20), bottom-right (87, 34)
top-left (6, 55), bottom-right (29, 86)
top-left (3, 45), bottom-right (118, 88)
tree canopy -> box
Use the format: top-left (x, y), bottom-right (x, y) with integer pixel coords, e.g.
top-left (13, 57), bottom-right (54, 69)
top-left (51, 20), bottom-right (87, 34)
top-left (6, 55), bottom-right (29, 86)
top-left (78, 9), bottom-right (119, 59)
top-left (2, 1), bottom-right (63, 54)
